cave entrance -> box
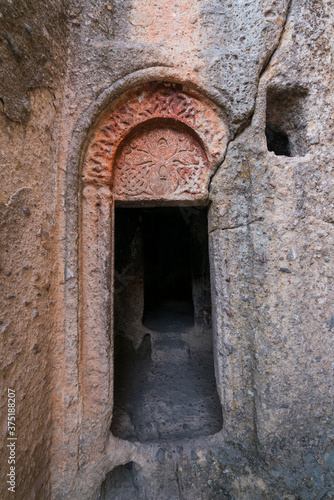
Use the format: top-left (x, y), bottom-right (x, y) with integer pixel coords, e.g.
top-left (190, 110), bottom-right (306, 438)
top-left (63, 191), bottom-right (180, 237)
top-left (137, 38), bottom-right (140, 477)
top-left (78, 85), bottom-right (229, 499)
top-left (142, 207), bottom-right (194, 332)
top-left (112, 206), bottom-right (222, 442)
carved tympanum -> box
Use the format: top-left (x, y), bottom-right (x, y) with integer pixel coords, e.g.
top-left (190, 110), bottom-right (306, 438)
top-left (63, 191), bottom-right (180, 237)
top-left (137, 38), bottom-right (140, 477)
top-left (114, 126), bottom-right (208, 200)
top-left (83, 84), bottom-right (229, 200)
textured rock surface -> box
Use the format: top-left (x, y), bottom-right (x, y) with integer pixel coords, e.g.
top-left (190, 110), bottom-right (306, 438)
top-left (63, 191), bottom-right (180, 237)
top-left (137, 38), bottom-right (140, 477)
top-left (209, 1), bottom-right (334, 496)
top-left (0, 89), bottom-right (63, 497)
top-left (0, 2), bottom-right (66, 498)
top-left (0, 0), bottom-right (67, 122)
top-left (0, 0), bottom-right (333, 498)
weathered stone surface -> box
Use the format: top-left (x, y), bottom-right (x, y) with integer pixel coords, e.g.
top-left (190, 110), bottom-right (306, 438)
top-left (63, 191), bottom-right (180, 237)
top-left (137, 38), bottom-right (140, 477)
top-left (209, 0), bottom-right (334, 496)
top-left (0, 0), bottom-right (67, 122)
top-left (0, 89), bottom-right (61, 498)
top-left (0, 0), bottom-right (333, 498)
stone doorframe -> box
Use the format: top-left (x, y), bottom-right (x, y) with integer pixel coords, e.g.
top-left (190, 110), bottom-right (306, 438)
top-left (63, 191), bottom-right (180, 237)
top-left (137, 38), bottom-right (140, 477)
top-left (56, 73), bottom-right (230, 498)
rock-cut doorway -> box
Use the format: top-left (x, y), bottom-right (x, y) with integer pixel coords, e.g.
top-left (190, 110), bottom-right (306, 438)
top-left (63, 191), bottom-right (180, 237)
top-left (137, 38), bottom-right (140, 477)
top-left (77, 83), bottom-right (228, 499)
top-left (111, 205), bottom-right (222, 442)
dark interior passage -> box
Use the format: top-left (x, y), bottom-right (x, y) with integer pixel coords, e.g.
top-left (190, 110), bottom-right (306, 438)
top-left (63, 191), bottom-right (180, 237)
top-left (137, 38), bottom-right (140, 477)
top-left (98, 462), bottom-right (140, 500)
top-left (112, 207), bottom-right (222, 442)
top-left (142, 207), bottom-right (194, 330)
top-left (265, 124), bottom-right (291, 157)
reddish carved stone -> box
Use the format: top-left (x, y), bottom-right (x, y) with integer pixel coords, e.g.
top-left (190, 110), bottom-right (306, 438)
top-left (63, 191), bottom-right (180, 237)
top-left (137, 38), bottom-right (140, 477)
top-left (114, 125), bottom-right (209, 201)
top-left (83, 84), bottom-right (228, 201)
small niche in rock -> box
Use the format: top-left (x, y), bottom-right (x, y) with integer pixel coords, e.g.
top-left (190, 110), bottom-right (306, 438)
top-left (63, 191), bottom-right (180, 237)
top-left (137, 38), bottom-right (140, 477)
top-left (97, 462), bottom-right (139, 500)
top-left (112, 207), bottom-right (222, 443)
top-left (266, 86), bottom-right (308, 157)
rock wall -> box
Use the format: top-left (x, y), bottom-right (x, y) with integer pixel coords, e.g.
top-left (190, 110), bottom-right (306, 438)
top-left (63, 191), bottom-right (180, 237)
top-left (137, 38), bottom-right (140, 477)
top-left (0, 1), bottom-right (67, 499)
top-left (0, 0), bottom-right (333, 498)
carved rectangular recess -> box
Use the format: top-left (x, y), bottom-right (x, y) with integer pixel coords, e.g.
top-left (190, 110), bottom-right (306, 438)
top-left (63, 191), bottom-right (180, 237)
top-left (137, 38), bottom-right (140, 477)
top-left (111, 206), bottom-right (222, 442)
top-left (266, 86), bottom-right (308, 157)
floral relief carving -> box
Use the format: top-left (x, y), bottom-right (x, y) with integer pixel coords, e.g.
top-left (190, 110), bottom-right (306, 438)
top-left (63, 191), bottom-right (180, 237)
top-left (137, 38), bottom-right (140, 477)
top-left (114, 127), bottom-right (208, 199)
top-left (83, 85), bottom-right (228, 201)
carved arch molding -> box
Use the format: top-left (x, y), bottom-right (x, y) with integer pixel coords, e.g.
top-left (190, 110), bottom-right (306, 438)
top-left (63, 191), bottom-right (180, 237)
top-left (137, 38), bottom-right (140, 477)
top-left (83, 83), bottom-right (228, 202)
top-left (76, 83), bottom-right (228, 491)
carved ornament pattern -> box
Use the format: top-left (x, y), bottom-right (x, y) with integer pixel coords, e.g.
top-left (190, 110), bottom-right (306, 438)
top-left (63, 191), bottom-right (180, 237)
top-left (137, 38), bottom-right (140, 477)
top-left (114, 127), bottom-right (208, 199)
top-left (83, 85), bottom-right (228, 201)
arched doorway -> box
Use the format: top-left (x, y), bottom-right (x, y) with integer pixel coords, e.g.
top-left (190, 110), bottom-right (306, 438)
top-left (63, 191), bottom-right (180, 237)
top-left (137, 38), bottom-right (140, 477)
top-left (80, 82), bottom-right (228, 481)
